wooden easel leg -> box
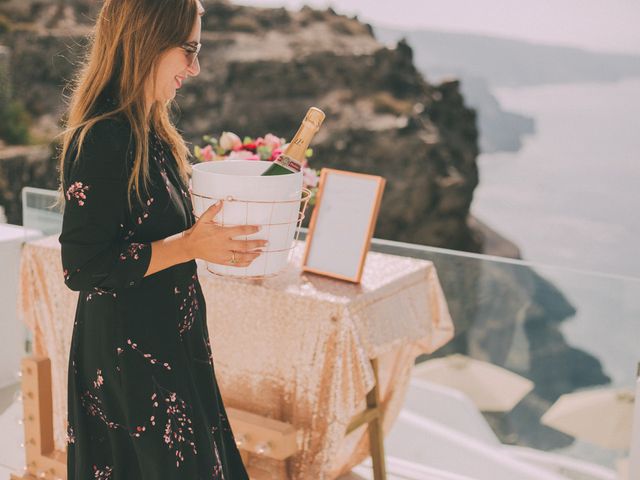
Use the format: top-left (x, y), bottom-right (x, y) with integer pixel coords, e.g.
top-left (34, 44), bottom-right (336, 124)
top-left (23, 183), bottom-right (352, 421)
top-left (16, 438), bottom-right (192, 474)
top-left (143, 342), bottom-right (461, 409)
top-left (17, 356), bottom-right (66, 479)
top-left (367, 358), bottom-right (386, 480)
top-left (345, 357), bottom-right (388, 480)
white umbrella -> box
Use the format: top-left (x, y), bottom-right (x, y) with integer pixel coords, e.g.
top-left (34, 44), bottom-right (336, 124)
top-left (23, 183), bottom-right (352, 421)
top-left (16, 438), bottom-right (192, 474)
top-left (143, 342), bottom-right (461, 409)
top-left (412, 354), bottom-right (534, 412)
top-left (541, 387), bottom-right (635, 450)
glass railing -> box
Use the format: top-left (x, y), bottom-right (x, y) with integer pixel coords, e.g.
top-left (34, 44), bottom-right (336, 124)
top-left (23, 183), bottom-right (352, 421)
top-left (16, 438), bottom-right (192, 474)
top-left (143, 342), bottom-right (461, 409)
top-left (1, 193), bottom-right (638, 479)
top-left (353, 232), bottom-right (639, 478)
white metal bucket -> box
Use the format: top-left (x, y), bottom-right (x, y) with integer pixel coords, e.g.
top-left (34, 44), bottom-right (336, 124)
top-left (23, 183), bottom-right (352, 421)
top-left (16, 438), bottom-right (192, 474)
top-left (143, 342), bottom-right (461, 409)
top-left (191, 160), bottom-right (305, 278)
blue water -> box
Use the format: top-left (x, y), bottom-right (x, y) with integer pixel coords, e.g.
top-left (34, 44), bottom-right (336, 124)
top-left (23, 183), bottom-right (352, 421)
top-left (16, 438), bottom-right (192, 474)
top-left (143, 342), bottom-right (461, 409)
top-left (472, 78), bottom-right (640, 466)
top-left (472, 77), bottom-right (640, 279)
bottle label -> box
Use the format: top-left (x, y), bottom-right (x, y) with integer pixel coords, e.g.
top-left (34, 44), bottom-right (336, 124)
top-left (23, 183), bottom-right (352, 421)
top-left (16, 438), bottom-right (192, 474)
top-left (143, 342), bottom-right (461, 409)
top-left (274, 154), bottom-right (302, 173)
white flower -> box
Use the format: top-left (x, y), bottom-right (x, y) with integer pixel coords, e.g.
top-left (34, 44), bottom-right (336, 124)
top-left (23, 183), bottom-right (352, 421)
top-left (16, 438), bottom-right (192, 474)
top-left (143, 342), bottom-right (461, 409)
top-left (219, 132), bottom-right (242, 151)
top-left (303, 168), bottom-right (319, 188)
top-left (228, 150), bottom-right (259, 160)
top-left (263, 133), bottom-right (282, 150)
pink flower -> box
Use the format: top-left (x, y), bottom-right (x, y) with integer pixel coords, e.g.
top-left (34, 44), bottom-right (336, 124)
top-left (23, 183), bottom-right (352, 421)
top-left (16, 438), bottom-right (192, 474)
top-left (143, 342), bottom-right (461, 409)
top-left (200, 145), bottom-right (214, 161)
top-left (228, 150), bottom-right (260, 160)
top-left (303, 168), bottom-right (319, 188)
top-left (66, 181), bottom-right (90, 206)
top-left (270, 148), bottom-right (283, 161)
top-left (263, 133), bottom-right (282, 150)
top-left (219, 132), bottom-right (242, 151)
top-left (255, 137), bottom-right (266, 147)
top-left (93, 369), bottom-right (104, 389)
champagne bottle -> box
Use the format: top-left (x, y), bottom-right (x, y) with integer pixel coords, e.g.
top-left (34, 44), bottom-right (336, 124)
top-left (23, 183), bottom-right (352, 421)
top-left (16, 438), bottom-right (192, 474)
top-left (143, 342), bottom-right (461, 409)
top-left (261, 107), bottom-right (325, 176)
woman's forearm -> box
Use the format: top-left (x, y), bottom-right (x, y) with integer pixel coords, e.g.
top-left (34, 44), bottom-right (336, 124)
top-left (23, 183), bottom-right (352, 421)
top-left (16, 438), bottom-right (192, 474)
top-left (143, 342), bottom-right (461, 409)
top-left (145, 231), bottom-right (194, 277)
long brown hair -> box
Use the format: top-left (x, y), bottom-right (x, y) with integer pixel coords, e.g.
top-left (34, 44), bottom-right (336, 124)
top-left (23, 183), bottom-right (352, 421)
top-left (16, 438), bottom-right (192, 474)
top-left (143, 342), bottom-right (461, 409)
top-left (58, 0), bottom-right (201, 210)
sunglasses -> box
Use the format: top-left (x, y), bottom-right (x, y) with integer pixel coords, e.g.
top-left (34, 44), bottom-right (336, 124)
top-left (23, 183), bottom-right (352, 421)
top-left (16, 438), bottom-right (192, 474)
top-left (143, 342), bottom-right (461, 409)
top-left (180, 41), bottom-right (201, 67)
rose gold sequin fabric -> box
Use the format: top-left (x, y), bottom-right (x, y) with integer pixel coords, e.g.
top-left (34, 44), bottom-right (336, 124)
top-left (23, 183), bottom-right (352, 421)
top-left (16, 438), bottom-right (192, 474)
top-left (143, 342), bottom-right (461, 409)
top-left (18, 236), bottom-right (454, 478)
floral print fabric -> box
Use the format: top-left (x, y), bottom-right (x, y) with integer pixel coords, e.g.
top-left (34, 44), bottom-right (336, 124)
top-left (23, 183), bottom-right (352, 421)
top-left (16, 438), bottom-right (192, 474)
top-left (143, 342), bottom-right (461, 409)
top-left (59, 115), bottom-right (248, 479)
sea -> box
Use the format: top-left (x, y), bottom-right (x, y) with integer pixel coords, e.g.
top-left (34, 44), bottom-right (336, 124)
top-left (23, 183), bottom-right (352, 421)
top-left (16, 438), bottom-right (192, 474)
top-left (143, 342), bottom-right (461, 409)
top-left (473, 77), bottom-right (640, 279)
top-left (472, 77), bottom-right (640, 466)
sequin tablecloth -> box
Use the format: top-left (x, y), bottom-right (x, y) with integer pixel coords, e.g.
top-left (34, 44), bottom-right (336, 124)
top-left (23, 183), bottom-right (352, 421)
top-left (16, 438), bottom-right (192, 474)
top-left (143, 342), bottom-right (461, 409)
top-left (18, 235), bottom-right (454, 479)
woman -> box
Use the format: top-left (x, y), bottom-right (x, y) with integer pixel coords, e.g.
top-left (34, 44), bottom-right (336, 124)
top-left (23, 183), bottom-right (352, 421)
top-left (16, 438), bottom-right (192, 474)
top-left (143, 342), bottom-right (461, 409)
top-left (58, 0), bottom-right (266, 478)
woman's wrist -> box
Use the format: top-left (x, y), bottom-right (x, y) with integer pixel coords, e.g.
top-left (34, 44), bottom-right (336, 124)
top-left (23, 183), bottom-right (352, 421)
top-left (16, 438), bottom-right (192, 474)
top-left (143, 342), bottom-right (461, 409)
top-left (180, 228), bottom-right (195, 262)
top-left (146, 230), bottom-right (194, 277)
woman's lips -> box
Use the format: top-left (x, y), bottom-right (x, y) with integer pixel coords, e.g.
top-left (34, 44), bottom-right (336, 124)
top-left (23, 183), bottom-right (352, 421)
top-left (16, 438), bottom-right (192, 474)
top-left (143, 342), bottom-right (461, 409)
top-left (175, 76), bottom-right (183, 88)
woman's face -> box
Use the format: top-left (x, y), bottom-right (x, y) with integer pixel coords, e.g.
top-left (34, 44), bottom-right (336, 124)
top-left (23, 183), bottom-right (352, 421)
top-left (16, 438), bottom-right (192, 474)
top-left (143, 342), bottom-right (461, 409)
top-left (150, 6), bottom-right (203, 104)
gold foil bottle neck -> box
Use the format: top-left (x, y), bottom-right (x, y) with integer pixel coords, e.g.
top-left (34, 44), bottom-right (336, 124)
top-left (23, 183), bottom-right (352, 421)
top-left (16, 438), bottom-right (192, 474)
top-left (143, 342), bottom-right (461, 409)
top-left (303, 107), bottom-right (326, 131)
top-left (284, 107), bottom-right (326, 163)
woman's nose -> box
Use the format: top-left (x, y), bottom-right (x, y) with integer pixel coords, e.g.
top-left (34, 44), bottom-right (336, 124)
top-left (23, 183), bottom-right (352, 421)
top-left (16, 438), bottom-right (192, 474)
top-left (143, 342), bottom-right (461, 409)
top-left (187, 57), bottom-right (200, 77)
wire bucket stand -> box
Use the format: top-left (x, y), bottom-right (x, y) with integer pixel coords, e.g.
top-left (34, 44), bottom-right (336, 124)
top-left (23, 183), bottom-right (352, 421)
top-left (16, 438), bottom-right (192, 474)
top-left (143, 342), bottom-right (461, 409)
top-left (190, 188), bottom-right (311, 280)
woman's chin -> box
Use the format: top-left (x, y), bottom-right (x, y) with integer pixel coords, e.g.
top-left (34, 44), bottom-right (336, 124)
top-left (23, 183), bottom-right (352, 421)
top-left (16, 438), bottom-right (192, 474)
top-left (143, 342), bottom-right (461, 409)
top-left (160, 91), bottom-right (177, 103)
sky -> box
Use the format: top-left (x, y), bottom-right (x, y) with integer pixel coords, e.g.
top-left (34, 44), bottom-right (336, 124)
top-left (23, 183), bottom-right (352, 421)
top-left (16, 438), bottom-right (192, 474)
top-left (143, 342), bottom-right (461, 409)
top-left (236, 0), bottom-right (640, 55)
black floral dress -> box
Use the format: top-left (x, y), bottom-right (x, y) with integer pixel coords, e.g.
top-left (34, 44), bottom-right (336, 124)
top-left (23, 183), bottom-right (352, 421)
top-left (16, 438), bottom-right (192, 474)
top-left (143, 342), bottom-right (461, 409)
top-left (59, 113), bottom-right (249, 480)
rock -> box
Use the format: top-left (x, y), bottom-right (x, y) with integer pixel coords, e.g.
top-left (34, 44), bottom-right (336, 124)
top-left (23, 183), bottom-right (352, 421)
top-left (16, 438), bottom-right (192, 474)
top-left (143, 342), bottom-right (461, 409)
top-left (0, 144), bottom-right (57, 224)
top-left (1, 0), bottom-right (482, 251)
top-left (3, 31), bottom-right (83, 117)
top-left (0, 44), bottom-right (32, 145)
top-left (0, 0), bottom-right (94, 28)
top-left (468, 215), bottom-right (521, 259)
top-left (456, 74), bottom-right (535, 153)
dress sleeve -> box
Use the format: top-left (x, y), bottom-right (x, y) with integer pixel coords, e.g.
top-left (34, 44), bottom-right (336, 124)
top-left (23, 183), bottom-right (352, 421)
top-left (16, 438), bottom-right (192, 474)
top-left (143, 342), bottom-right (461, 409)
top-left (58, 119), bottom-right (153, 292)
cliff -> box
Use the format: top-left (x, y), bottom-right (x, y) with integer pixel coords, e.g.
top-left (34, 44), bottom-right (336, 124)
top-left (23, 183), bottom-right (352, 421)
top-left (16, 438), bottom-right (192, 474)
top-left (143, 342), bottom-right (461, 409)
top-left (0, 0), bottom-right (482, 252)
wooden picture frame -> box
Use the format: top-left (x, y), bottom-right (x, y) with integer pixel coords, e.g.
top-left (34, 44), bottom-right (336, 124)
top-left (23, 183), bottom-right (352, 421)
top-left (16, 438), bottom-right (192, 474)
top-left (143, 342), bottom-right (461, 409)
top-left (302, 168), bottom-right (386, 283)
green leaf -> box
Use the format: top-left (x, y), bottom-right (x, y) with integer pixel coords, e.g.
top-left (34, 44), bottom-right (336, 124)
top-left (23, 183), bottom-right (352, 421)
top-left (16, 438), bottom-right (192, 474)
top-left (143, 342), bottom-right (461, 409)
top-left (257, 145), bottom-right (272, 161)
top-left (308, 187), bottom-right (318, 206)
top-left (243, 136), bottom-right (253, 145)
top-left (305, 148), bottom-right (313, 158)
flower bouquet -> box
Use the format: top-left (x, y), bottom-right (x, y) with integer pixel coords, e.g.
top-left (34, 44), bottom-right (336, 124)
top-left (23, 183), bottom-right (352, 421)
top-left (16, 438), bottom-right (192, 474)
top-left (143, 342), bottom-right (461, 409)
top-left (193, 131), bottom-right (320, 204)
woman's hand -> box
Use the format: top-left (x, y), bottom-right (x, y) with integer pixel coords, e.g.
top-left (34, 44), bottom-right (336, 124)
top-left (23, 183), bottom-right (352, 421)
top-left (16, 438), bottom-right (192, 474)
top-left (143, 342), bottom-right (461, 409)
top-left (183, 201), bottom-right (267, 267)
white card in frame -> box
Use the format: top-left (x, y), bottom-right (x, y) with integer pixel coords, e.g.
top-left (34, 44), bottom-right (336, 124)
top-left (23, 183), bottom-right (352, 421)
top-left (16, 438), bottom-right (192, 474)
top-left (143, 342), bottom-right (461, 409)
top-left (302, 168), bottom-right (386, 283)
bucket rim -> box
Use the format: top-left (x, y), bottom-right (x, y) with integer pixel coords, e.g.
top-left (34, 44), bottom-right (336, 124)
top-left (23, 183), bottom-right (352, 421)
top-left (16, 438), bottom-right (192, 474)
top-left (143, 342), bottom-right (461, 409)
top-left (192, 159), bottom-right (303, 179)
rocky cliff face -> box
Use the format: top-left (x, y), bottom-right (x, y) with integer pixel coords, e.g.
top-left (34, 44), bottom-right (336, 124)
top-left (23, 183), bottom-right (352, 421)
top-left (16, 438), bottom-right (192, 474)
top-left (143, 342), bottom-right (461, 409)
top-left (0, 145), bottom-right (57, 222)
top-left (0, 0), bottom-right (481, 252)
